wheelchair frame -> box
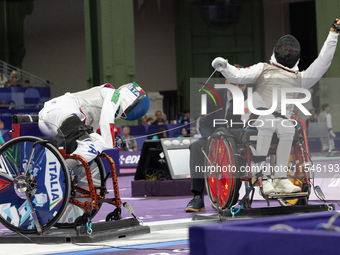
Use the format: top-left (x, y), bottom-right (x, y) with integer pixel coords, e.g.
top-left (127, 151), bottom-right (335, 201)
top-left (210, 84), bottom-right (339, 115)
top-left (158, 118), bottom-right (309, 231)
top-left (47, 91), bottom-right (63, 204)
top-left (204, 116), bottom-right (333, 218)
top-left (0, 136), bottom-right (130, 235)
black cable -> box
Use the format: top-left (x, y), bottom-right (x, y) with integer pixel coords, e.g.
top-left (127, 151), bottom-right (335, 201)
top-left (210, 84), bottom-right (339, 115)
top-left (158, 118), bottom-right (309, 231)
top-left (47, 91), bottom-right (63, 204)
top-left (71, 241), bottom-right (190, 251)
top-left (13, 230), bottom-right (35, 243)
top-left (144, 180), bottom-right (159, 196)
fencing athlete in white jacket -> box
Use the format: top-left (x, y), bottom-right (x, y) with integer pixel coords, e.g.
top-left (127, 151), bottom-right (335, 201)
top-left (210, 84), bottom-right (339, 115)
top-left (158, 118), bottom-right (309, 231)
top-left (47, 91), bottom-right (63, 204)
top-left (39, 82), bottom-right (150, 164)
top-left (318, 103), bottom-right (336, 153)
top-left (212, 19), bottom-right (340, 195)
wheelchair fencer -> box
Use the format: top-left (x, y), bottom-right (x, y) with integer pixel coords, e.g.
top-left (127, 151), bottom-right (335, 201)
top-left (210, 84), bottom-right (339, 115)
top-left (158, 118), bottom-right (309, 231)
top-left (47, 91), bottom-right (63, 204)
top-left (202, 115), bottom-right (330, 217)
top-left (0, 82), bottom-right (149, 235)
top-left (0, 123), bottom-right (135, 235)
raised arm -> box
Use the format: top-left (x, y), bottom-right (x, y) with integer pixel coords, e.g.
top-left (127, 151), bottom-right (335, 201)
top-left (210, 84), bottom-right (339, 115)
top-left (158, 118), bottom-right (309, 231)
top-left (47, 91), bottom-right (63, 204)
top-left (211, 57), bottom-right (264, 84)
top-left (301, 19), bottom-right (340, 89)
top-left (99, 86), bottom-right (121, 149)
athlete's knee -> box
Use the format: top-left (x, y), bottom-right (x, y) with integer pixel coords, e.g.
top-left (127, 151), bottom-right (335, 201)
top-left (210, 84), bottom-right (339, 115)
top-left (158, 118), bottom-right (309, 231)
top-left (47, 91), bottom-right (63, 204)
top-left (71, 133), bottom-right (106, 164)
top-left (72, 138), bottom-right (98, 163)
top-left (89, 133), bottom-right (106, 154)
top-left (277, 131), bottom-right (295, 141)
top-left (277, 125), bottom-right (295, 141)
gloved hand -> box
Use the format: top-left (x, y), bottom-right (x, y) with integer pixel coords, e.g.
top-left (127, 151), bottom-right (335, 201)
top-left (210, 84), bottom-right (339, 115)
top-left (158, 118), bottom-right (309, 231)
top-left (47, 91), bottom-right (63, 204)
top-left (212, 57), bottom-right (228, 71)
top-left (331, 19), bottom-right (340, 33)
top-left (330, 130), bottom-right (336, 138)
top-left (114, 135), bottom-right (124, 148)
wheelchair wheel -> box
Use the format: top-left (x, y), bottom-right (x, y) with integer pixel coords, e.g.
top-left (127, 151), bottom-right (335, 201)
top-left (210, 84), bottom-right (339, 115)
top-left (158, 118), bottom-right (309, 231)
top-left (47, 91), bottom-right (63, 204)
top-left (204, 128), bottom-right (239, 210)
top-left (0, 136), bottom-right (70, 234)
top-left (55, 157), bottom-right (106, 228)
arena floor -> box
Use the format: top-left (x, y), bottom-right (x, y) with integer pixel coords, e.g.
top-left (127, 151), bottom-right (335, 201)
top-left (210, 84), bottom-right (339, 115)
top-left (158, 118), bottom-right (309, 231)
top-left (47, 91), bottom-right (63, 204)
top-left (1, 154), bottom-right (340, 255)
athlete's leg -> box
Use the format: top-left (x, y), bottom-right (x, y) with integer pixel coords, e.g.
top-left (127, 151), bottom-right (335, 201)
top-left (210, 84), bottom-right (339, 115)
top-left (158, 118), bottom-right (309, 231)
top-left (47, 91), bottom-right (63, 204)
top-left (254, 114), bottom-right (276, 195)
top-left (185, 138), bottom-right (208, 212)
top-left (38, 95), bottom-right (80, 139)
top-left (39, 96), bottom-right (105, 163)
top-left (274, 118), bottom-right (295, 178)
top-left (254, 114), bottom-right (275, 179)
top-left (273, 118), bottom-right (301, 193)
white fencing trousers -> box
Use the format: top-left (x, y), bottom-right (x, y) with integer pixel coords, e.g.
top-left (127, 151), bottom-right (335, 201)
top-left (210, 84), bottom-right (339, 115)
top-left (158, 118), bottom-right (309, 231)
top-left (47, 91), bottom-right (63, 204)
top-left (253, 115), bottom-right (295, 178)
top-left (321, 134), bottom-right (335, 152)
top-left (38, 95), bottom-right (82, 140)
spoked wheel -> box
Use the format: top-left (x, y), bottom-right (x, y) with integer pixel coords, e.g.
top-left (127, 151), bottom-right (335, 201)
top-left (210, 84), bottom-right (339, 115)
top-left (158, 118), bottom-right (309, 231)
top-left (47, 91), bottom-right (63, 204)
top-left (0, 136), bottom-right (70, 234)
top-left (204, 128), bottom-right (239, 210)
top-left (55, 157), bottom-right (106, 228)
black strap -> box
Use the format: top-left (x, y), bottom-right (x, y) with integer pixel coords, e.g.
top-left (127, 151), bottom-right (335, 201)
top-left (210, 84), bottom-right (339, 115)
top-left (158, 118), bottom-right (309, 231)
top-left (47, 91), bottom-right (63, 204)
top-left (55, 115), bottom-right (93, 154)
top-left (248, 107), bottom-right (288, 122)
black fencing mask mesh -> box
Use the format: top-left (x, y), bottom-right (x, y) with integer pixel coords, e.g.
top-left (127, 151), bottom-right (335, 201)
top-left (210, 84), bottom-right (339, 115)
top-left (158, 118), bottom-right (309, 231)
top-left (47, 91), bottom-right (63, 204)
top-left (274, 35), bottom-right (301, 68)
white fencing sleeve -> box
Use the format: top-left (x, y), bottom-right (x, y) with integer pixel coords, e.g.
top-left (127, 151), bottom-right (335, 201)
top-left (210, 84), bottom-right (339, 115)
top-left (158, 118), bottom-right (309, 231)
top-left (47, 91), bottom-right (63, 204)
top-left (326, 113), bottom-right (333, 129)
top-left (221, 63), bottom-right (264, 84)
top-left (99, 87), bottom-right (121, 149)
top-left (301, 32), bottom-right (339, 89)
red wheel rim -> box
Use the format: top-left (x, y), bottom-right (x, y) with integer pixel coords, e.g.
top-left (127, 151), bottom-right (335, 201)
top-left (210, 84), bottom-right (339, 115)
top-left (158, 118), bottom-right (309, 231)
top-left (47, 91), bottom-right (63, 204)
top-left (207, 136), bottom-right (235, 207)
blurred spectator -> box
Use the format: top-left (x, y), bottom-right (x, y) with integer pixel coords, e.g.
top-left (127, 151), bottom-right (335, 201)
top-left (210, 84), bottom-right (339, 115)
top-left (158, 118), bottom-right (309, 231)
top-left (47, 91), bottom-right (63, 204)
top-left (305, 108), bottom-right (317, 130)
top-left (7, 70), bottom-right (21, 87)
top-left (121, 126), bottom-right (138, 151)
top-left (139, 115), bottom-right (148, 125)
top-left (178, 127), bottom-right (189, 138)
top-left (0, 101), bottom-right (7, 109)
top-left (146, 117), bottom-right (153, 125)
top-left (0, 120), bottom-right (5, 146)
top-left (292, 106), bottom-right (302, 129)
top-left (179, 109), bottom-right (191, 134)
top-left (8, 100), bottom-right (16, 110)
top-left (152, 110), bottom-right (166, 125)
top-left (152, 128), bottom-right (167, 140)
top-left (0, 70), bottom-right (8, 87)
top-left (24, 80), bottom-right (31, 87)
top-left (318, 103), bottom-right (336, 154)
top-left (178, 110), bottom-right (190, 124)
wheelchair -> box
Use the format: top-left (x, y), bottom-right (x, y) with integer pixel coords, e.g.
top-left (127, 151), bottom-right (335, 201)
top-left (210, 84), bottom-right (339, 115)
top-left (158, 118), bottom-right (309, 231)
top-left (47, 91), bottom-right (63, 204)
top-left (0, 135), bottom-right (123, 235)
top-left (203, 116), bottom-right (322, 217)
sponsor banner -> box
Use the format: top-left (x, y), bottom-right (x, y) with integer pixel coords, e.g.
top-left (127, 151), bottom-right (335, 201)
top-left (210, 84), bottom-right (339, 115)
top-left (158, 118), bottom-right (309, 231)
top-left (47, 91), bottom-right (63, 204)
top-left (45, 149), bottom-right (63, 211)
top-left (0, 87), bottom-right (51, 129)
top-left (119, 151), bottom-right (141, 168)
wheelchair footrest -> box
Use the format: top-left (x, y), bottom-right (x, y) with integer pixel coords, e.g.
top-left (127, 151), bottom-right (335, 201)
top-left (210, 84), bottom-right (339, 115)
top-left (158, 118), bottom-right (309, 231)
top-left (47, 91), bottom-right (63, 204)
top-left (267, 192), bottom-right (308, 199)
top-left (97, 198), bottom-right (116, 203)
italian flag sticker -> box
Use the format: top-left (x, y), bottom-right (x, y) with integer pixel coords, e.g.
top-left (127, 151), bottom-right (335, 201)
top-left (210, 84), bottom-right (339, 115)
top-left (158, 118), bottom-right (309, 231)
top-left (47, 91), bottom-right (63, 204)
top-left (132, 82), bottom-right (145, 94)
